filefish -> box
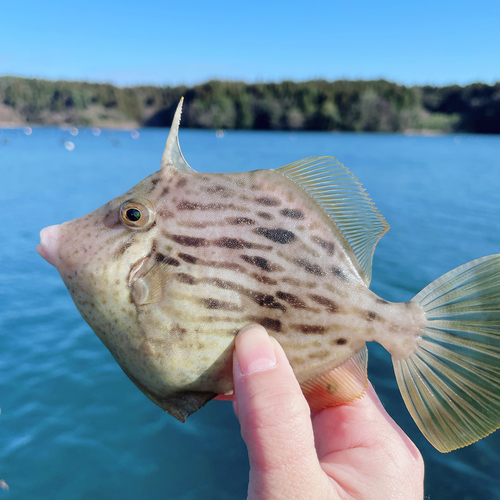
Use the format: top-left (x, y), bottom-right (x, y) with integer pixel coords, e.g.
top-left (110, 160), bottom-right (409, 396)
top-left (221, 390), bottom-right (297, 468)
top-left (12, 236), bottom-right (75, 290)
top-left (37, 99), bottom-right (500, 453)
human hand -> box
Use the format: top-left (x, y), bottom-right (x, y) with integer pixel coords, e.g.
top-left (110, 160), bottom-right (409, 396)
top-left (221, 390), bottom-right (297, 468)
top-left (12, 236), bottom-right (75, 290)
top-left (231, 324), bottom-right (424, 500)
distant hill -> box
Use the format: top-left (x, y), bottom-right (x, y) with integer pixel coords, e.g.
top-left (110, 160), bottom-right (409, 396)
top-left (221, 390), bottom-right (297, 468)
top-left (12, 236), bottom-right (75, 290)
top-left (0, 76), bottom-right (498, 133)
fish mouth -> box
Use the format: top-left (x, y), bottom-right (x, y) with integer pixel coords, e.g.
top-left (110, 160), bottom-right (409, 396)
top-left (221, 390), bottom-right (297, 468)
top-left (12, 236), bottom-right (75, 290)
top-left (37, 225), bottom-right (62, 268)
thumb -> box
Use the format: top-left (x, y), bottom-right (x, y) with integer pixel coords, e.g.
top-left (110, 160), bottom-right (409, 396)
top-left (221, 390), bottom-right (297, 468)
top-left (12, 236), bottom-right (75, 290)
top-left (233, 325), bottom-right (329, 499)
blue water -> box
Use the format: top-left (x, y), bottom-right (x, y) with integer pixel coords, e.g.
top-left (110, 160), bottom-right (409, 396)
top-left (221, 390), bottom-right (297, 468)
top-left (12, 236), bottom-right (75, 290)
top-left (1, 126), bottom-right (500, 500)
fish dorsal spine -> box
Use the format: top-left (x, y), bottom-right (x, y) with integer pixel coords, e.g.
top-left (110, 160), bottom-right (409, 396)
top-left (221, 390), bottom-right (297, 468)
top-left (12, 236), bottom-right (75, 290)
top-left (277, 157), bottom-right (389, 285)
top-left (161, 97), bottom-right (195, 172)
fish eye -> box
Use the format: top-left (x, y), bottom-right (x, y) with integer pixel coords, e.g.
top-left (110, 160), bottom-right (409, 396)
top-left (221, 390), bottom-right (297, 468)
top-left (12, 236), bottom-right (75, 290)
top-left (126, 208), bottom-right (141, 221)
top-left (120, 198), bottom-right (156, 230)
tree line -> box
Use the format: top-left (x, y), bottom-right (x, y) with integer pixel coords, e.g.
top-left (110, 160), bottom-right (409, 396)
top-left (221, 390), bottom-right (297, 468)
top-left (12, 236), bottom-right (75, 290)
top-left (0, 76), bottom-right (498, 133)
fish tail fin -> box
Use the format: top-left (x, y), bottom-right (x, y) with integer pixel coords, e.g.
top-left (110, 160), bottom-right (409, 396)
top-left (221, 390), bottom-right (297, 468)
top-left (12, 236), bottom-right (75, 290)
top-left (392, 254), bottom-right (500, 452)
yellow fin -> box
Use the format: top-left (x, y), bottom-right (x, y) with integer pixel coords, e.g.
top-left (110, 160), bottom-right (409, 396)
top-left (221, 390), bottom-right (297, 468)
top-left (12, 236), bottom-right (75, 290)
top-left (277, 157), bottom-right (389, 285)
top-left (130, 256), bottom-right (178, 306)
top-left (301, 346), bottom-right (368, 411)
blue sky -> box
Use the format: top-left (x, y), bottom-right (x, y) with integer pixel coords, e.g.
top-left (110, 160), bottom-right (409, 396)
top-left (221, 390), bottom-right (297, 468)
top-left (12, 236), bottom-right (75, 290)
top-left (1, 0), bottom-right (498, 87)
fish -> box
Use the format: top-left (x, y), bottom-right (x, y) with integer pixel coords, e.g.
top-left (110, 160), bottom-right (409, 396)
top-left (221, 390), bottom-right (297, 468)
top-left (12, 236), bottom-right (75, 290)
top-left (37, 98), bottom-right (500, 453)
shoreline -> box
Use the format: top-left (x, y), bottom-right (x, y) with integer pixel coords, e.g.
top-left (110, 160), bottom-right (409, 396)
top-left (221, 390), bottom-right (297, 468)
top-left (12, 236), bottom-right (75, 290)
top-left (1, 76), bottom-right (498, 134)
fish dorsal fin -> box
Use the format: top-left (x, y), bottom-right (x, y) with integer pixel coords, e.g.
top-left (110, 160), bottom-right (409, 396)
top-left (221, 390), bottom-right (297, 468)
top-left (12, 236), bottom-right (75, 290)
top-left (277, 157), bottom-right (389, 285)
top-left (301, 346), bottom-right (369, 410)
top-left (161, 97), bottom-right (195, 172)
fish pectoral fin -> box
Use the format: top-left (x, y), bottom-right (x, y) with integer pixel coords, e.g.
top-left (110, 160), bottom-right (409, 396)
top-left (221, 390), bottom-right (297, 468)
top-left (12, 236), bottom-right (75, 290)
top-left (301, 346), bottom-right (368, 411)
top-left (130, 256), bottom-right (178, 306)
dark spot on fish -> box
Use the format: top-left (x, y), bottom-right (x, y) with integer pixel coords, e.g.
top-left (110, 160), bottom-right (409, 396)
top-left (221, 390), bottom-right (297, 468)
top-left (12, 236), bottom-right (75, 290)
top-left (178, 253), bottom-right (198, 264)
top-left (335, 338), bottom-right (347, 345)
top-left (256, 197), bottom-right (281, 207)
top-left (251, 292), bottom-right (286, 311)
top-left (202, 298), bottom-right (240, 311)
top-left (160, 187), bottom-right (170, 197)
top-left (276, 291), bottom-right (308, 309)
top-left (178, 201), bottom-right (237, 211)
top-left (367, 311), bottom-right (378, 321)
top-left (240, 255), bottom-right (278, 272)
top-left (293, 258), bottom-right (326, 276)
top-left (178, 220), bottom-right (216, 229)
top-left (324, 382), bottom-right (338, 394)
top-left (171, 235), bottom-right (207, 247)
top-left (215, 238), bottom-right (270, 251)
top-left (227, 217), bottom-right (256, 226)
top-left (309, 294), bottom-right (339, 313)
top-left (212, 261), bottom-right (244, 272)
top-left (312, 236), bottom-right (335, 255)
top-left (206, 185), bottom-right (230, 195)
top-left (308, 351), bottom-right (329, 360)
top-left (280, 208), bottom-right (304, 219)
top-left (147, 220), bottom-right (157, 231)
top-left (331, 267), bottom-right (347, 280)
top-left (376, 298), bottom-right (390, 305)
top-left (175, 273), bottom-right (197, 285)
top-left (206, 278), bottom-right (286, 312)
top-left (255, 317), bottom-right (282, 332)
top-left (103, 209), bottom-right (122, 228)
top-left (251, 274), bottom-right (278, 285)
top-left (149, 240), bottom-right (158, 255)
top-left (254, 227), bottom-right (296, 244)
top-left (147, 178), bottom-right (160, 192)
top-left (177, 201), bottom-right (200, 210)
top-left (157, 208), bottom-right (175, 218)
top-left (214, 237), bottom-right (247, 249)
top-left (176, 177), bottom-right (188, 188)
top-left (169, 323), bottom-right (187, 341)
top-left (116, 241), bottom-right (132, 257)
top-left (282, 276), bottom-right (317, 289)
top-left (294, 324), bottom-right (326, 334)
top-left (257, 212), bottom-right (273, 220)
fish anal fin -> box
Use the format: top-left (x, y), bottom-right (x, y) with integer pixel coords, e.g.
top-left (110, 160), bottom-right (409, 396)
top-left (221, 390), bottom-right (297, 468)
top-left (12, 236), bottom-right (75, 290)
top-left (277, 157), bottom-right (389, 285)
top-left (301, 346), bottom-right (368, 411)
top-left (130, 255), bottom-right (178, 306)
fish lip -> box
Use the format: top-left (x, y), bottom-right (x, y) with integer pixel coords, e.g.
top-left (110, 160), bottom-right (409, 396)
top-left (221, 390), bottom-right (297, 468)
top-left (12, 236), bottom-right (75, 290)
top-left (37, 225), bottom-right (62, 268)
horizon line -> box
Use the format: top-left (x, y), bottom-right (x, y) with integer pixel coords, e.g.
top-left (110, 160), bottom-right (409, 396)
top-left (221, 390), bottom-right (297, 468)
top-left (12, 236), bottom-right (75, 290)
top-left (1, 74), bottom-right (499, 90)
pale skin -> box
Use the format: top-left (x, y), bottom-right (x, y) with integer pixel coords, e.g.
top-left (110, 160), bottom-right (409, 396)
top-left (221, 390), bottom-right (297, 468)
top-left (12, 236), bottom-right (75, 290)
top-left (229, 324), bottom-right (425, 500)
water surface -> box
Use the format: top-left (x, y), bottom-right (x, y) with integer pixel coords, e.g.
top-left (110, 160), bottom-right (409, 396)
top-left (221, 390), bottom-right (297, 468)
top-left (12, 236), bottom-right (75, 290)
top-left (1, 127), bottom-right (499, 499)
